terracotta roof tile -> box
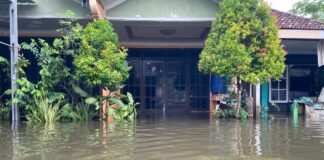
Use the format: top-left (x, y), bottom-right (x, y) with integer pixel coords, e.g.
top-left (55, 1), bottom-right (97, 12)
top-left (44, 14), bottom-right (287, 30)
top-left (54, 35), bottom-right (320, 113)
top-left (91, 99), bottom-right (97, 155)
top-left (271, 9), bottom-right (324, 30)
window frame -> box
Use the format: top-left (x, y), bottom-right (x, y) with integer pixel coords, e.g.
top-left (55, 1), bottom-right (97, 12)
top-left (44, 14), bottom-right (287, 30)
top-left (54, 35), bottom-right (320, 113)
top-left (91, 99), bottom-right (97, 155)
top-left (269, 66), bottom-right (289, 103)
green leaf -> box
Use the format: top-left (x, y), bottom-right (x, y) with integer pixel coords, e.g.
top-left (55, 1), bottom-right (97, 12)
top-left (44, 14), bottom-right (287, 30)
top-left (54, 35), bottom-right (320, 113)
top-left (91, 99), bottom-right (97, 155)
top-left (127, 112), bottom-right (135, 122)
top-left (107, 107), bottom-right (116, 116)
top-left (85, 97), bottom-right (98, 105)
top-left (127, 92), bottom-right (134, 104)
top-left (122, 111), bottom-right (129, 118)
top-left (72, 85), bottom-right (89, 98)
top-left (3, 89), bottom-right (12, 95)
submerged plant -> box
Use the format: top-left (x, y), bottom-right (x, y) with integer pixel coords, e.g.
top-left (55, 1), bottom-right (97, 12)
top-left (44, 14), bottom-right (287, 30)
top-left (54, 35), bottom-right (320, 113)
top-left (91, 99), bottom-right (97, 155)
top-left (213, 108), bottom-right (235, 118)
top-left (26, 95), bottom-right (62, 124)
top-left (238, 108), bottom-right (249, 119)
top-left (0, 107), bottom-right (10, 121)
top-left (213, 107), bottom-right (249, 119)
top-left (60, 104), bottom-right (79, 122)
top-left (107, 92), bottom-right (139, 122)
top-left (75, 102), bottom-right (97, 121)
top-left (26, 94), bottom-right (79, 124)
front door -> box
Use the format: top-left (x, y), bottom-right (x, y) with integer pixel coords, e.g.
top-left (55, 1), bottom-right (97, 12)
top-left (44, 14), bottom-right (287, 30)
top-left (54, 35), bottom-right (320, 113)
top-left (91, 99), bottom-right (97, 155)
top-left (144, 61), bottom-right (164, 111)
top-left (143, 61), bottom-right (186, 112)
top-left (165, 62), bottom-right (186, 110)
top-left (124, 57), bottom-right (210, 114)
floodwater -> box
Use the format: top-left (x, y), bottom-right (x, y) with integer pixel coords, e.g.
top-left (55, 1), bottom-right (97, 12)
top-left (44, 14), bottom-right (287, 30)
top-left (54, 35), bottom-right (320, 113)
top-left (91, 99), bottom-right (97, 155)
top-left (0, 115), bottom-right (324, 160)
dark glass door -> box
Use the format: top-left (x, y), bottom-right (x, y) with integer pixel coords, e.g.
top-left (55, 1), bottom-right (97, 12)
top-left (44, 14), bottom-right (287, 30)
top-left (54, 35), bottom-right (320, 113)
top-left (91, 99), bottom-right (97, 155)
top-left (124, 58), bottom-right (210, 113)
top-left (165, 62), bottom-right (186, 110)
top-left (143, 61), bottom-right (187, 112)
top-left (144, 61), bottom-right (164, 110)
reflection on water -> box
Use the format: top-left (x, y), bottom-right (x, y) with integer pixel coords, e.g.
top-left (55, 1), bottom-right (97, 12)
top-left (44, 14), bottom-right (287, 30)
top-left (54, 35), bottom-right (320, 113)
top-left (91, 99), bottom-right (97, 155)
top-left (1, 115), bottom-right (324, 160)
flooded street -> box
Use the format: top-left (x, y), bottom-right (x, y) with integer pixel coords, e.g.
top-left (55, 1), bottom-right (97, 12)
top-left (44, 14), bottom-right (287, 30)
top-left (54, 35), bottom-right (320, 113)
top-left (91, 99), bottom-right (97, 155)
top-left (1, 115), bottom-right (324, 160)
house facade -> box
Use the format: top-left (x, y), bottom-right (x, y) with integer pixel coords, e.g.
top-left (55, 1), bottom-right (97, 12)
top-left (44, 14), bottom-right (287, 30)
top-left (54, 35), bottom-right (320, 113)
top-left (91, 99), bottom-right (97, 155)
top-left (0, 0), bottom-right (324, 114)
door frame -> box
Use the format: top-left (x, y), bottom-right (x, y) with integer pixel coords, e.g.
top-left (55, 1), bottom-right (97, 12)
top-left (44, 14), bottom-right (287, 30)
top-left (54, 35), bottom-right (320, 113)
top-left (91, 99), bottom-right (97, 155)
top-left (126, 57), bottom-right (209, 114)
top-left (141, 59), bottom-right (189, 113)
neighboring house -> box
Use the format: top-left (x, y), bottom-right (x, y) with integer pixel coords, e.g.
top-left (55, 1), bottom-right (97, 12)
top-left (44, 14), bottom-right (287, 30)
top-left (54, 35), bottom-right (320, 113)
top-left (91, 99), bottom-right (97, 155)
top-left (268, 10), bottom-right (324, 112)
top-left (0, 0), bottom-right (323, 114)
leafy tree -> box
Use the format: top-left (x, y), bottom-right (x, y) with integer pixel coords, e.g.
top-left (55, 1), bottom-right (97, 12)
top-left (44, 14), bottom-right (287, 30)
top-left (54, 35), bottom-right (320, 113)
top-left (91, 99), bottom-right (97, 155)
top-left (290, 0), bottom-right (324, 22)
top-left (199, 0), bottom-right (286, 117)
top-left (73, 19), bottom-right (131, 121)
top-left (74, 20), bottom-right (130, 91)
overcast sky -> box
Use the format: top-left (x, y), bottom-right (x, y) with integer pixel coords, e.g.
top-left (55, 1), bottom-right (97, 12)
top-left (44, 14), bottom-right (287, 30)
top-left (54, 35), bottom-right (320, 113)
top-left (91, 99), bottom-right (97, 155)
top-left (264, 0), bottom-right (300, 12)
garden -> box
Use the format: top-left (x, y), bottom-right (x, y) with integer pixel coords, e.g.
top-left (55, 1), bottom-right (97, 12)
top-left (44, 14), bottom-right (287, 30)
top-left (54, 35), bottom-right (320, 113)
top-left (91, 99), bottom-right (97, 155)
top-left (0, 13), bottom-right (137, 125)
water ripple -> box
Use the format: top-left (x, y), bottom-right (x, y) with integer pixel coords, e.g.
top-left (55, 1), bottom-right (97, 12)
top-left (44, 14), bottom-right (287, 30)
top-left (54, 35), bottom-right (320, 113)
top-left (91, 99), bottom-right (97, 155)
top-left (1, 116), bottom-right (324, 160)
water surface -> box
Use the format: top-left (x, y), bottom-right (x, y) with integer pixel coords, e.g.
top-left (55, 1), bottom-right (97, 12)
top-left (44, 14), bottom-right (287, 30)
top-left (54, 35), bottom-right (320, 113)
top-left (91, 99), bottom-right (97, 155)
top-left (1, 115), bottom-right (324, 160)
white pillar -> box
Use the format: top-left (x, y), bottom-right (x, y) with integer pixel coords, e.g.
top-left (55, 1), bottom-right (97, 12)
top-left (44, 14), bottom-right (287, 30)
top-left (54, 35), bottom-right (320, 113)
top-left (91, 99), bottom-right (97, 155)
top-left (318, 40), bottom-right (324, 67)
top-left (255, 83), bottom-right (261, 117)
top-left (256, 83), bottom-right (261, 107)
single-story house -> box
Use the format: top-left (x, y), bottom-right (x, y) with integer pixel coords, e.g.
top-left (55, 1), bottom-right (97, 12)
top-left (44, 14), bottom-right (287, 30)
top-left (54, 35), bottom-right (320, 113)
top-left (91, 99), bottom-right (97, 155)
top-left (0, 0), bottom-right (323, 114)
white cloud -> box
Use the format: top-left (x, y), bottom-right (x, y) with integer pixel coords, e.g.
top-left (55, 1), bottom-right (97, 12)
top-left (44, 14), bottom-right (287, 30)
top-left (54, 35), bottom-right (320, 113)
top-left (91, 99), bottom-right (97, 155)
top-left (264, 0), bottom-right (300, 12)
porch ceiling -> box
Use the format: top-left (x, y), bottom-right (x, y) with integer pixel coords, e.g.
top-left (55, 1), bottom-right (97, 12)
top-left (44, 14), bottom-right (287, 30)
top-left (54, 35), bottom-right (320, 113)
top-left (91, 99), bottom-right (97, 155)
top-left (110, 20), bottom-right (212, 48)
top-left (282, 40), bottom-right (319, 54)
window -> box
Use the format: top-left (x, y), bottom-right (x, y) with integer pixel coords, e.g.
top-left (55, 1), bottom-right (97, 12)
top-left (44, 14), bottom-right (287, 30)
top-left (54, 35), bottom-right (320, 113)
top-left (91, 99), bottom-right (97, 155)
top-left (269, 67), bottom-right (288, 103)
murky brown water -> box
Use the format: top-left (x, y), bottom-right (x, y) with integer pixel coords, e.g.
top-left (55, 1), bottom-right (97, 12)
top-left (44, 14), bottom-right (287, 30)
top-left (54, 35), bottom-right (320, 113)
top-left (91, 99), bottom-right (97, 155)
top-left (0, 115), bottom-right (324, 160)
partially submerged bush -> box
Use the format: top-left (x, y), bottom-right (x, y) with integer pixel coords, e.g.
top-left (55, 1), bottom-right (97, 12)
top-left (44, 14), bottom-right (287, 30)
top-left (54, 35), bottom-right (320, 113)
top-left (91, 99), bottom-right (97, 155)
top-left (75, 102), bottom-right (98, 121)
top-left (26, 95), bottom-right (63, 124)
top-left (26, 94), bottom-right (79, 125)
top-left (107, 92), bottom-right (139, 122)
top-left (213, 106), bottom-right (249, 119)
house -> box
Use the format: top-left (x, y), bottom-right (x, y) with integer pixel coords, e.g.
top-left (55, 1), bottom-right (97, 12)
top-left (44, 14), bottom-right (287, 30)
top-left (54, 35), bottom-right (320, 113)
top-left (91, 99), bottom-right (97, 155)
top-left (0, 0), bottom-right (323, 114)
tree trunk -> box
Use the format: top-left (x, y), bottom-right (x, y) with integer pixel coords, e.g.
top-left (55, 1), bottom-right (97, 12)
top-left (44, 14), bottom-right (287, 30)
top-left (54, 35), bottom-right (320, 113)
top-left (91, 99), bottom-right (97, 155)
top-left (236, 77), bottom-right (242, 118)
top-left (102, 88), bottom-right (110, 120)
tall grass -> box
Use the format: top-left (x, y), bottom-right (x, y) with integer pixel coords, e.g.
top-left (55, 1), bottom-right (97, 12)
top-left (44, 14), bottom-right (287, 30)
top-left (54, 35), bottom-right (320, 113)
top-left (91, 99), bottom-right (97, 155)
top-left (75, 102), bottom-right (97, 121)
top-left (26, 95), bottom-right (62, 125)
top-left (26, 95), bottom-right (98, 125)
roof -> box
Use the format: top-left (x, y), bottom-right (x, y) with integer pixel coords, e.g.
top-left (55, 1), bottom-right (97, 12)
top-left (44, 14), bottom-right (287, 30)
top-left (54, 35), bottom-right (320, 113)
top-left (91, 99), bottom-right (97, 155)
top-left (106, 0), bottom-right (219, 20)
top-left (105, 0), bottom-right (324, 30)
top-left (272, 9), bottom-right (324, 30)
top-left (0, 0), bottom-right (91, 18)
